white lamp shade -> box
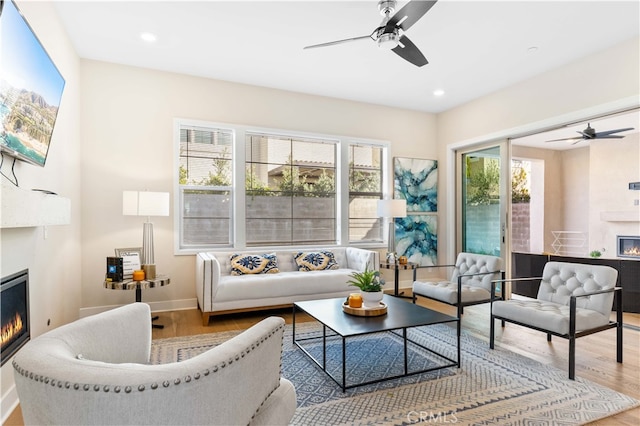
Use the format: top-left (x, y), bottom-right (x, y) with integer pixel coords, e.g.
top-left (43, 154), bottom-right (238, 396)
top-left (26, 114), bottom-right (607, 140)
top-left (376, 199), bottom-right (407, 218)
top-left (123, 191), bottom-right (170, 217)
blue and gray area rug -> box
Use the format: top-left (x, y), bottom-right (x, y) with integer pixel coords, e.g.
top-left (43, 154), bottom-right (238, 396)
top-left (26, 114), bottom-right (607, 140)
top-left (151, 321), bottom-right (638, 425)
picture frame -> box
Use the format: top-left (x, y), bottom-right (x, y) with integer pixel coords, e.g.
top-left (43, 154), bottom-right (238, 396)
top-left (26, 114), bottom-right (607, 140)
top-left (114, 247), bottom-right (142, 279)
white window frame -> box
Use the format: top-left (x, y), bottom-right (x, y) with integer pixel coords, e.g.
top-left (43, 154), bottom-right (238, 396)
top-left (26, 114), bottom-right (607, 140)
top-left (174, 118), bottom-right (390, 254)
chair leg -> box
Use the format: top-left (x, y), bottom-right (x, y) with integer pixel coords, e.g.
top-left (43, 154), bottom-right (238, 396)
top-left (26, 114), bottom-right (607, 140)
top-left (617, 322), bottom-right (623, 363)
top-left (489, 315), bottom-right (495, 349)
top-left (616, 290), bottom-right (623, 363)
top-left (569, 336), bottom-right (576, 380)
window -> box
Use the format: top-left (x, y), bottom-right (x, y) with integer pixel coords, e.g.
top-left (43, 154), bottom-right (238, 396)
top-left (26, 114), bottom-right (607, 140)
top-left (348, 144), bottom-right (383, 243)
top-left (175, 119), bottom-right (388, 251)
top-left (178, 125), bottom-right (233, 248)
top-left (245, 132), bottom-right (337, 246)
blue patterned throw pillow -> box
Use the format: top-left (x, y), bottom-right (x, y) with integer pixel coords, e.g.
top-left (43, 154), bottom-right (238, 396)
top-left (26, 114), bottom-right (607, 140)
top-left (230, 253), bottom-right (279, 275)
top-left (294, 251), bottom-right (339, 272)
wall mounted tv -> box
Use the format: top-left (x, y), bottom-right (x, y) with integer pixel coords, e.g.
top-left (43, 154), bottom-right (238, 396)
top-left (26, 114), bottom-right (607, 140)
top-left (0, 0), bottom-right (65, 167)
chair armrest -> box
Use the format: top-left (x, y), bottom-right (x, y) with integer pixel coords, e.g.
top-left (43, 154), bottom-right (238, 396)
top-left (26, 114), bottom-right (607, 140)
top-left (196, 252), bottom-right (221, 311)
top-left (490, 276), bottom-right (543, 300)
top-left (569, 287), bottom-right (622, 334)
top-left (571, 286), bottom-right (620, 300)
top-left (416, 263), bottom-right (456, 270)
top-left (457, 270), bottom-right (505, 302)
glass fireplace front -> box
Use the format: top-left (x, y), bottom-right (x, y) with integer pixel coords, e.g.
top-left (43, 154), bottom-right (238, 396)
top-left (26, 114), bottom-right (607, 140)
top-left (617, 235), bottom-right (640, 259)
top-left (1, 269), bottom-right (30, 366)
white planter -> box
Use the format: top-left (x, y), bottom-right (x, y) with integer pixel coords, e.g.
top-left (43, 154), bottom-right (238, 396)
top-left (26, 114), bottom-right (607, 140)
top-left (361, 291), bottom-right (383, 308)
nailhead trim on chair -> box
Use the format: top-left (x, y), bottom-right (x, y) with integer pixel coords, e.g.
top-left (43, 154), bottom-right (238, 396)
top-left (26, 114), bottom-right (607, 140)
top-left (11, 323), bottom-right (286, 399)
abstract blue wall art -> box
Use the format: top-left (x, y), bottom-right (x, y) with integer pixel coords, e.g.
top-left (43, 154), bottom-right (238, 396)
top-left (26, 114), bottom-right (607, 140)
top-left (394, 215), bottom-right (437, 266)
top-left (394, 157), bottom-right (437, 212)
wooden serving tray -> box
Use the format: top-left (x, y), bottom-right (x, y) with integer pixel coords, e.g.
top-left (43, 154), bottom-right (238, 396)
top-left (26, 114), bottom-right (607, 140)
top-left (342, 301), bottom-right (388, 317)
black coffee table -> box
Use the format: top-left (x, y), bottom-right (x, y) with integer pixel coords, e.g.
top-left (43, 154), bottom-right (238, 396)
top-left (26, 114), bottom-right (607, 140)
top-left (293, 295), bottom-right (460, 391)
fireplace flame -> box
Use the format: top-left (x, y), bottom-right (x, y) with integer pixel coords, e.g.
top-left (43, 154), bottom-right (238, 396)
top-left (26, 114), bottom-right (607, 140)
top-left (623, 247), bottom-right (640, 256)
top-left (1, 312), bottom-right (24, 349)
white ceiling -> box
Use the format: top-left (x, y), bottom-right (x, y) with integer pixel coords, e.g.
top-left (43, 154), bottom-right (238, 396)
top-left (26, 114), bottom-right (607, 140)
top-left (52, 0), bottom-right (640, 146)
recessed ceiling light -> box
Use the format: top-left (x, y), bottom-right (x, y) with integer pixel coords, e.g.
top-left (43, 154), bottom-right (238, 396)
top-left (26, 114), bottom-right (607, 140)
top-left (433, 89), bottom-right (445, 97)
top-left (140, 32), bottom-right (157, 43)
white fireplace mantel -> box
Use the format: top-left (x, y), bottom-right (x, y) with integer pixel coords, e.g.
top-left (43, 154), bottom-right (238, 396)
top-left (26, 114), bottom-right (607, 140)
top-left (600, 210), bottom-right (640, 222)
top-left (1, 183), bottom-right (70, 228)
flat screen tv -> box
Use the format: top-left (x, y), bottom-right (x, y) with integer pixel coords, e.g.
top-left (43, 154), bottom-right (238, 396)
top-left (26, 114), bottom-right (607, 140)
top-left (0, 0), bottom-right (65, 167)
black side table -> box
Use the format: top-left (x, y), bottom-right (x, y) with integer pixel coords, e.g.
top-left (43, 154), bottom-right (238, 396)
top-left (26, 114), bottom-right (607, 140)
top-left (380, 262), bottom-right (417, 298)
top-left (104, 275), bottom-right (170, 328)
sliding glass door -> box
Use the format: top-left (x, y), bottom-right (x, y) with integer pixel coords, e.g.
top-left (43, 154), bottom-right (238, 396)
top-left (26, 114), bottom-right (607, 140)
top-left (457, 142), bottom-right (510, 265)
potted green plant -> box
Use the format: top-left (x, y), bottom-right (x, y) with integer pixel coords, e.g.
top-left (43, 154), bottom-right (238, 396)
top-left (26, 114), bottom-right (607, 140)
top-left (347, 267), bottom-right (385, 308)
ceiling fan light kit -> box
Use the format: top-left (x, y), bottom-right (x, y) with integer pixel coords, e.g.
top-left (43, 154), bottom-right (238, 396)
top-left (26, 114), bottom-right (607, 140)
top-left (303, 0), bottom-right (438, 67)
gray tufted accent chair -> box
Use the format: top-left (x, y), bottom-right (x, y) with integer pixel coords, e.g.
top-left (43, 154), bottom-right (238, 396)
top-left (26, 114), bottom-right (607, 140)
top-left (412, 252), bottom-right (504, 309)
top-left (412, 252), bottom-right (504, 360)
top-left (12, 303), bottom-right (296, 425)
top-left (490, 261), bottom-right (622, 380)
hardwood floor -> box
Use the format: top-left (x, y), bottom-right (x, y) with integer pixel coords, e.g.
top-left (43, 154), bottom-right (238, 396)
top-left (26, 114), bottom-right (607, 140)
top-left (4, 294), bottom-right (639, 425)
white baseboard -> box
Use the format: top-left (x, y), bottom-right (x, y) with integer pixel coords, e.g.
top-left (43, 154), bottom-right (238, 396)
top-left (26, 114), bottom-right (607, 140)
top-left (1, 384), bottom-right (19, 425)
top-left (79, 298), bottom-right (198, 318)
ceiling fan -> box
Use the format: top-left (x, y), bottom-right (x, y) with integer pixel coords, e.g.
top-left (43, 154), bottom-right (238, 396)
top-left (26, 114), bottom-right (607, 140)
top-left (546, 123), bottom-right (635, 144)
top-left (303, 0), bottom-right (437, 67)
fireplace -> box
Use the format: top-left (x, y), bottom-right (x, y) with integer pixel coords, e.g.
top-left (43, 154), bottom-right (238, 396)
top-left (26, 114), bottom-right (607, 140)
top-left (617, 235), bottom-right (640, 259)
top-left (1, 269), bottom-right (30, 366)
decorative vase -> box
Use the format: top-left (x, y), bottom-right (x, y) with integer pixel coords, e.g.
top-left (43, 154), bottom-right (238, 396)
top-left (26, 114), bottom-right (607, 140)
top-left (361, 290), bottom-right (383, 308)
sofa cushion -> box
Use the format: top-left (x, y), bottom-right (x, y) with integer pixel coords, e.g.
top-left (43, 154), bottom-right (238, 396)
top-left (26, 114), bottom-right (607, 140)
top-left (294, 251), bottom-right (339, 271)
top-left (216, 269), bottom-right (354, 301)
top-left (230, 253), bottom-right (279, 275)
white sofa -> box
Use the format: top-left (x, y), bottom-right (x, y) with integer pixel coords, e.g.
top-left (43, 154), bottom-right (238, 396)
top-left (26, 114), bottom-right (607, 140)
top-left (196, 247), bottom-right (378, 325)
top-left (13, 303), bottom-right (296, 425)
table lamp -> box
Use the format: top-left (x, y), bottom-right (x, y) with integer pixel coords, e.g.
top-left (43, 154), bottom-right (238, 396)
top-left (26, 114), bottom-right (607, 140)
top-left (377, 199), bottom-right (407, 262)
top-left (123, 191), bottom-right (170, 278)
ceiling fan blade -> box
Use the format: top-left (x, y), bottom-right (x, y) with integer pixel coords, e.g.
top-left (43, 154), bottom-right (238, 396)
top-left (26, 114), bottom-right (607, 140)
top-left (594, 127), bottom-right (635, 137)
top-left (392, 35), bottom-right (428, 67)
top-left (595, 135), bottom-right (625, 139)
top-left (545, 136), bottom-right (583, 143)
top-left (304, 34), bottom-right (373, 50)
top-left (386, 0), bottom-right (438, 32)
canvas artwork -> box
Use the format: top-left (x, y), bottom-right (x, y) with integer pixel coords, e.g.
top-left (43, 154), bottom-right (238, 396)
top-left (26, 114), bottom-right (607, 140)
top-left (394, 157), bottom-right (438, 212)
top-left (394, 215), bottom-right (437, 266)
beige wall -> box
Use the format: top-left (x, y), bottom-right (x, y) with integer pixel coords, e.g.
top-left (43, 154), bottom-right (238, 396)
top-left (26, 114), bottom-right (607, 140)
top-left (511, 145), bottom-right (565, 253)
top-left (589, 134), bottom-right (640, 255)
top-left (78, 60), bottom-right (437, 312)
top-left (512, 134), bottom-right (640, 257)
top-left (436, 36), bottom-right (639, 258)
top-left (0, 1), bottom-right (82, 418)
